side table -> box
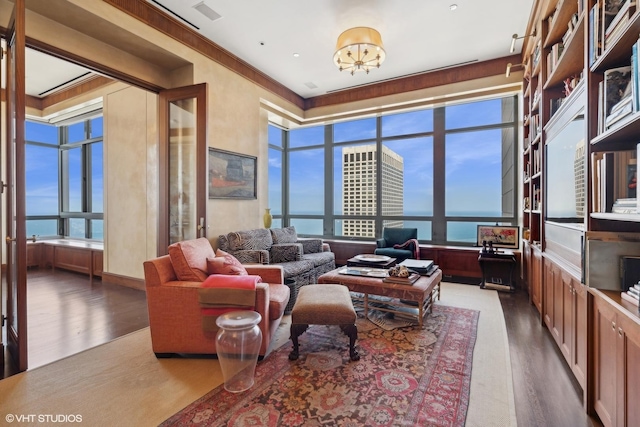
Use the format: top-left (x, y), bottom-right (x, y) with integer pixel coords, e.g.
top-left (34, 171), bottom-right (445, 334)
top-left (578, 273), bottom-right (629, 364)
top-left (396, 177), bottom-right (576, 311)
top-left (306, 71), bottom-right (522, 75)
top-left (478, 250), bottom-right (516, 292)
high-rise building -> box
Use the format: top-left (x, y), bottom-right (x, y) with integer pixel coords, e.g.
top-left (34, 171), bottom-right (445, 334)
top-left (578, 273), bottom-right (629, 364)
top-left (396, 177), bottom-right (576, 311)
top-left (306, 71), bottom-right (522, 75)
top-left (342, 144), bottom-right (404, 237)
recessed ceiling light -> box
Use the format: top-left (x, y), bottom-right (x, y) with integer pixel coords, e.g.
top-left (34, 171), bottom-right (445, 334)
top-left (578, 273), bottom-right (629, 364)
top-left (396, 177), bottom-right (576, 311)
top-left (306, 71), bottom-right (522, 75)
top-left (450, 4), bottom-right (458, 10)
top-left (293, 53), bottom-right (300, 58)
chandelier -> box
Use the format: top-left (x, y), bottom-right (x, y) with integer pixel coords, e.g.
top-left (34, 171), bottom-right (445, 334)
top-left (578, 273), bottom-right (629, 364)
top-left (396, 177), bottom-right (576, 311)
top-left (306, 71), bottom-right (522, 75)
top-left (333, 27), bottom-right (386, 75)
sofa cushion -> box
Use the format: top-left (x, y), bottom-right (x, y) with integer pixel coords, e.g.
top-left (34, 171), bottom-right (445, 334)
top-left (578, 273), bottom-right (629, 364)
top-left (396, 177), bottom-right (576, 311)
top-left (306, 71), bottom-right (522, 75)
top-left (207, 249), bottom-right (248, 276)
top-left (227, 228), bottom-right (273, 251)
top-left (267, 284), bottom-right (290, 321)
top-left (270, 226), bottom-right (298, 244)
top-left (302, 251), bottom-right (335, 267)
top-left (168, 238), bottom-right (215, 282)
top-left (271, 243), bottom-right (303, 263)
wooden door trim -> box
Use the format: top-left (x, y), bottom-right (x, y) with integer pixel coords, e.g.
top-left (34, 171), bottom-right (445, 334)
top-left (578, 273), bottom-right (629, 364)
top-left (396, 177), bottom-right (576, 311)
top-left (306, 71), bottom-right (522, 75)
top-left (158, 83), bottom-right (208, 254)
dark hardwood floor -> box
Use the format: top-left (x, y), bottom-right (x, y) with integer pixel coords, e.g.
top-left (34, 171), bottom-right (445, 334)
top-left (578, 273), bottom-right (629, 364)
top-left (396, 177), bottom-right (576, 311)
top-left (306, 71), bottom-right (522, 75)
top-left (1, 271), bottom-right (604, 425)
top-left (2, 268), bottom-right (149, 379)
top-left (499, 288), bottom-right (601, 427)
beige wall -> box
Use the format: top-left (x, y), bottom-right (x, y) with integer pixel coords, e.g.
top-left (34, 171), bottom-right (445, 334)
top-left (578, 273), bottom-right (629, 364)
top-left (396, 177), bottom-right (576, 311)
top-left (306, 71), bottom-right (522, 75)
top-left (103, 86), bottom-right (158, 278)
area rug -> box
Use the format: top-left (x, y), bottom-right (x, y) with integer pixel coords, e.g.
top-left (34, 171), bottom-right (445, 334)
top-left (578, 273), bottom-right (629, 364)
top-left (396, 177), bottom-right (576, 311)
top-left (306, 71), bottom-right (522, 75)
top-left (160, 304), bottom-right (479, 427)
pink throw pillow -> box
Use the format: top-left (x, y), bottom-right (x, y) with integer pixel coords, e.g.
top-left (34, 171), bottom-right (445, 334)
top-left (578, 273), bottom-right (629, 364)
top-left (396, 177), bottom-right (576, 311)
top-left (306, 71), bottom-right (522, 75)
top-left (207, 249), bottom-right (248, 276)
top-left (168, 238), bottom-right (215, 282)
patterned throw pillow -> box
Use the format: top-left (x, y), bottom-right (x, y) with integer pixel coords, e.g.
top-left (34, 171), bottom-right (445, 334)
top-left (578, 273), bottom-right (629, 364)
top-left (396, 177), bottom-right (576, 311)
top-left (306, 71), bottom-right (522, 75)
top-left (270, 226), bottom-right (298, 244)
top-left (207, 249), bottom-right (248, 276)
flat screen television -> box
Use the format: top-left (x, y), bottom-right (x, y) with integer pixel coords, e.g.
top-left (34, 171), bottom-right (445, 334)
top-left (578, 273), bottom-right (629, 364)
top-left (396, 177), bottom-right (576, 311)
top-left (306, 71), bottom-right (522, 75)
top-left (476, 225), bottom-right (520, 249)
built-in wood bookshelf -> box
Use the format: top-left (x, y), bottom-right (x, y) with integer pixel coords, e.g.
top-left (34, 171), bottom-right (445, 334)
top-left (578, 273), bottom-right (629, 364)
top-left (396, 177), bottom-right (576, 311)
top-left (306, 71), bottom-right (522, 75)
top-left (522, 1), bottom-right (640, 424)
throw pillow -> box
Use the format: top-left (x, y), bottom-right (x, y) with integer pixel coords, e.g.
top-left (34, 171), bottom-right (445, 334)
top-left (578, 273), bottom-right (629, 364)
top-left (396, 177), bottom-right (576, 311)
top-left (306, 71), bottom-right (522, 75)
top-left (168, 238), bottom-right (215, 282)
top-left (207, 249), bottom-right (248, 276)
top-left (270, 226), bottom-right (298, 244)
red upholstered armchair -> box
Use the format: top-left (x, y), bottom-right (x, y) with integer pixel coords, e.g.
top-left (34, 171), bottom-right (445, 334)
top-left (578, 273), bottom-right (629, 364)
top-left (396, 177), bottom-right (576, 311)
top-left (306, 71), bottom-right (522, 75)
top-left (143, 238), bottom-right (290, 359)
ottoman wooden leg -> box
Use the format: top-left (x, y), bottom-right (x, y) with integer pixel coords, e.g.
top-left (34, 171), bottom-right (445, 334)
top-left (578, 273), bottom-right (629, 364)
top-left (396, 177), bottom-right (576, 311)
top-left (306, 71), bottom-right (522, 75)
top-left (289, 324), bottom-right (309, 360)
top-left (340, 324), bottom-right (360, 361)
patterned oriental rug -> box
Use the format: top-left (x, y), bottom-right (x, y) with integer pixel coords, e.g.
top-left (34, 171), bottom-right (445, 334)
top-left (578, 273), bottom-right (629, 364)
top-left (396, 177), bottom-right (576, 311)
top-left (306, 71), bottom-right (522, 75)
top-left (160, 304), bottom-right (479, 427)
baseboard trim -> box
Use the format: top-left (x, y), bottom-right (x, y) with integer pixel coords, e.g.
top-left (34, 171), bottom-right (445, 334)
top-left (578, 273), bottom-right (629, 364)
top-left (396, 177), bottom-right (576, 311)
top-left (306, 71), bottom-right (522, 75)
top-left (101, 272), bottom-right (145, 291)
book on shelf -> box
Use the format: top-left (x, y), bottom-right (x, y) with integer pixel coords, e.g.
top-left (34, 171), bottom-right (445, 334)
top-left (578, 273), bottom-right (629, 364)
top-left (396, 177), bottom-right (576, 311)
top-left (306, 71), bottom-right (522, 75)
top-left (620, 255), bottom-right (640, 290)
top-left (593, 149), bottom-right (637, 213)
top-left (590, 3), bottom-right (602, 66)
top-left (603, 66), bottom-right (632, 119)
top-left (621, 290), bottom-right (639, 305)
top-left (604, 0), bottom-right (635, 48)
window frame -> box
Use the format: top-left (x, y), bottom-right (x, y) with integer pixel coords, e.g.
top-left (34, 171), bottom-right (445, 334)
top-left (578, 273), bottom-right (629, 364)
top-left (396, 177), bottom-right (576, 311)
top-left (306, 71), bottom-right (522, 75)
top-left (268, 94), bottom-right (519, 246)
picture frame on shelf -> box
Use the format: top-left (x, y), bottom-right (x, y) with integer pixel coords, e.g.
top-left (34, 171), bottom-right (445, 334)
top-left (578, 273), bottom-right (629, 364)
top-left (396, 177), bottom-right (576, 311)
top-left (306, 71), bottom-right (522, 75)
top-left (208, 148), bottom-right (257, 199)
top-left (476, 225), bottom-right (520, 249)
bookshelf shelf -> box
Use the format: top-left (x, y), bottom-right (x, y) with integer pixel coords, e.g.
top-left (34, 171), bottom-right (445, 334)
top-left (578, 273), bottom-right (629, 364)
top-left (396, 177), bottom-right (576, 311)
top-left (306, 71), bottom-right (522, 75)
top-left (545, 13), bottom-right (585, 89)
top-left (545, 0), bottom-right (580, 47)
top-left (591, 111), bottom-right (640, 151)
top-left (591, 8), bottom-right (640, 73)
top-left (590, 212), bottom-right (640, 222)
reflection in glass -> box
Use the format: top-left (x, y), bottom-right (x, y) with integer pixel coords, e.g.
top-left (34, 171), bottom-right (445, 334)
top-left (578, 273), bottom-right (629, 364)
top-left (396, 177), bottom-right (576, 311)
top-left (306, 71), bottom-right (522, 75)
top-left (169, 98), bottom-right (197, 243)
top-left (546, 114), bottom-right (584, 220)
top-left (67, 121), bottom-right (85, 143)
top-left (289, 125), bottom-right (323, 148)
top-left (334, 117), bottom-right (376, 142)
top-left (290, 218), bottom-right (323, 235)
top-left (26, 144), bottom-right (59, 215)
top-left (268, 148), bottom-right (282, 215)
top-left (445, 129), bottom-right (505, 217)
top-left (289, 148), bottom-right (323, 214)
top-left (382, 109), bottom-right (433, 136)
top-left (66, 146), bottom-right (82, 212)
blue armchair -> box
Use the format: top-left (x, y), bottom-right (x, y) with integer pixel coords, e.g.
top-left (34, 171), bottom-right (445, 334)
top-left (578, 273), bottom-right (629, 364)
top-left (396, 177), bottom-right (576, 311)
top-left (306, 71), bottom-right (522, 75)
top-left (374, 228), bottom-right (419, 262)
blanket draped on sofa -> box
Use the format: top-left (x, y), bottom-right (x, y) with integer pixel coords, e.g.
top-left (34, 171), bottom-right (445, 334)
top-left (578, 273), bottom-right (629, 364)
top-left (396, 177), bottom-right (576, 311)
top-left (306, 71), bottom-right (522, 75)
top-left (197, 275), bottom-right (260, 332)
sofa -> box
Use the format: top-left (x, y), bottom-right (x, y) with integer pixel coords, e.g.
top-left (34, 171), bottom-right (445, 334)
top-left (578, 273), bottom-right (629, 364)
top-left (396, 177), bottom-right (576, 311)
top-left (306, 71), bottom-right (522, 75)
top-left (143, 238), bottom-right (290, 358)
top-left (217, 226), bottom-right (335, 287)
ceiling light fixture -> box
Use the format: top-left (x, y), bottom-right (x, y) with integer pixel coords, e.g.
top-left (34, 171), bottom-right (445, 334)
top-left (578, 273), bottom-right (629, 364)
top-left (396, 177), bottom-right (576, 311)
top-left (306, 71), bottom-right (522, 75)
top-left (450, 4), bottom-right (458, 10)
top-left (333, 27), bottom-right (386, 75)
top-left (510, 31), bottom-right (535, 53)
top-left (293, 53), bottom-right (300, 57)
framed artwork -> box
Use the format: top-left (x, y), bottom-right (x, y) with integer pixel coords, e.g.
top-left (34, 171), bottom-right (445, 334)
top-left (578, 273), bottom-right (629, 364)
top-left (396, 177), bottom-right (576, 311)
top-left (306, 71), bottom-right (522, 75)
top-left (208, 148), bottom-right (256, 199)
top-left (476, 225), bottom-right (520, 249)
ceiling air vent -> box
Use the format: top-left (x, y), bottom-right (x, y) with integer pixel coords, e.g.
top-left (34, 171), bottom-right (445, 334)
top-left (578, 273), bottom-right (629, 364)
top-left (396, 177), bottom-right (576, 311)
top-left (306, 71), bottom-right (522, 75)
top-left (193, 2), bottom-right (222, 22)
top-left (304, 82), bottom-right (318, 89)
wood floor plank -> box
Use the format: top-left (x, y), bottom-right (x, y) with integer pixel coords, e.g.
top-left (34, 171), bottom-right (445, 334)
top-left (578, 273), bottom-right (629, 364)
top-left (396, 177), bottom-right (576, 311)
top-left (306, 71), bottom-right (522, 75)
top-left (2, 269), bottom-right (148, 377)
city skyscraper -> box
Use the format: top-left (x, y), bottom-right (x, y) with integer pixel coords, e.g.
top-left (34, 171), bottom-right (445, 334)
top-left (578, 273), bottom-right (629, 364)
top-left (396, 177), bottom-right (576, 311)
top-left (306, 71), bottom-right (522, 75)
top-left (342, 144), bottom-right (404, 237)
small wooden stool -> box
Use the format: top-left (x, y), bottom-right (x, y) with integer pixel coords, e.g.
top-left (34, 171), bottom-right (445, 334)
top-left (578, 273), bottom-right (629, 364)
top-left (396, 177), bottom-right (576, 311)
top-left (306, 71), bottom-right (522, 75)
top-left (289, 284), bottom-right (359, 361)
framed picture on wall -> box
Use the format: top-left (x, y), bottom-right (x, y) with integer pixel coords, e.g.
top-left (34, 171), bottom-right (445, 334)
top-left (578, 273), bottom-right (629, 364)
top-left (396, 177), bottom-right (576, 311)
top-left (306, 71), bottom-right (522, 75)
top-left (208, 148), bottom-right (257, 199)
top-left (476, 225), bottom-right (519, 249)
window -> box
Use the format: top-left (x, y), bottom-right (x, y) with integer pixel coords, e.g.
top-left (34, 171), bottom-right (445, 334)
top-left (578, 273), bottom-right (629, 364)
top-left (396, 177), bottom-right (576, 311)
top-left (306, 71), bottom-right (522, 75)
top-left (268, 94), bottom-right (518, 245)
top-left (25, 115), bottom-right (104, 240)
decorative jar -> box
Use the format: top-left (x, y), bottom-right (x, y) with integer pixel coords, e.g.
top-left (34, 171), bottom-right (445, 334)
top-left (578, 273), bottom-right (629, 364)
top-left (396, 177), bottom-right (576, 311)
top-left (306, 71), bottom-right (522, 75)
top-left (215, 311), bottom-right (262, 393)
top-left (263, 208), bottom-right (272, 229)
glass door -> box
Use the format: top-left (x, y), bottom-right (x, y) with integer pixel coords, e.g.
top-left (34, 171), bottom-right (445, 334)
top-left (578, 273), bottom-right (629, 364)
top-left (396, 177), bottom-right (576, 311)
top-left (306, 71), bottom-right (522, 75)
top-left (4, 0), bottom-right (28, 373)
top-left (158, 84), bottom-right (208, 253)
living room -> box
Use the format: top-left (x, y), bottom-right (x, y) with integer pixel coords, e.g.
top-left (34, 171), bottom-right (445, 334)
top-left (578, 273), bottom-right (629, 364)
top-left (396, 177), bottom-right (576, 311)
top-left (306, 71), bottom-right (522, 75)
top-left (0, 0), bottom-right (630, 426)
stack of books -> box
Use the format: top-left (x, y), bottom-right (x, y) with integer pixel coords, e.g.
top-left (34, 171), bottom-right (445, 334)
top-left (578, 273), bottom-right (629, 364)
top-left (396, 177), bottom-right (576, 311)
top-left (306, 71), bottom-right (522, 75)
top-left (612, 198), bottom-right (637, 213)
top-left (621, 283), bottom-right (640, 306)
top-left (399, 259), bottom-right (434, 275)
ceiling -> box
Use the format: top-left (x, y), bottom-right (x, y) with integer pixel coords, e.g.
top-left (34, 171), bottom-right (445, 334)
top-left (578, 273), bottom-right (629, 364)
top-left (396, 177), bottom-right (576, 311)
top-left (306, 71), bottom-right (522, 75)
top-left (24, 0), bottom-right (535, 99)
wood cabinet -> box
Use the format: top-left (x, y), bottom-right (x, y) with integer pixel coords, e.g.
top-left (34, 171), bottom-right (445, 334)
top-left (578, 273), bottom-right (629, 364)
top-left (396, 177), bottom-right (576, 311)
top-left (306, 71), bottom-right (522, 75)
top-left (24, 241), bottom-right (103, 281)
top-left (592, 290), bottom-right (640, 427)
top-left (544, 255), bottom-right (587, 390)
top-left (530, 244), bottom-right (543, 314)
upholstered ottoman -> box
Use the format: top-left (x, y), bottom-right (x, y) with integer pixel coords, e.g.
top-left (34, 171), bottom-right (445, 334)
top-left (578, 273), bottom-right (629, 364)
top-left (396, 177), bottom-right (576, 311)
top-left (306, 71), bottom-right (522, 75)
top-left (289, 284), bottom-right (359, 361)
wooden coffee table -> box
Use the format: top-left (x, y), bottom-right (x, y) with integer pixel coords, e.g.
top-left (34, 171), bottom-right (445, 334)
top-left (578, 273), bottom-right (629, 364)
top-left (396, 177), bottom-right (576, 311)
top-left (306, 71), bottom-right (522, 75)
top-left (317, 266), bottom-right (442, 328)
